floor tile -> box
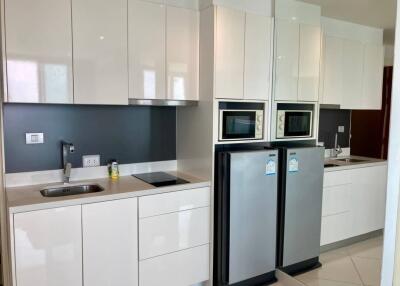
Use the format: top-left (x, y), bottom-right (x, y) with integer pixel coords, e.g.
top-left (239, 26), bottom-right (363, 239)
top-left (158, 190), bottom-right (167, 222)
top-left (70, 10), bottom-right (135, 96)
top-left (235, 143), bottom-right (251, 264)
top-left (298, 277), bottom-right (361, 286)
top-left (352, 256), bottom-right (382, 286)
top-left (346, 236), bottom-right (383, 260)
top-left (296, 253), bottom-right (363, 285)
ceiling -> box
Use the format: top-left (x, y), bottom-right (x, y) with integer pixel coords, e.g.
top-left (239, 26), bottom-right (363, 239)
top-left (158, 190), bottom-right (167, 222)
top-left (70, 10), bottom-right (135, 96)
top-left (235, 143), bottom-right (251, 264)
top-left (301, 0), bottom-right (397, 44)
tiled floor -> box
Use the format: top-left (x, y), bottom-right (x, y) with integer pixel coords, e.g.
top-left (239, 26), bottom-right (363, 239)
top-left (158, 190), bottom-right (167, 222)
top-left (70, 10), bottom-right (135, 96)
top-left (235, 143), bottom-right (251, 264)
top-left (294, 236), bottom-right (383, 286)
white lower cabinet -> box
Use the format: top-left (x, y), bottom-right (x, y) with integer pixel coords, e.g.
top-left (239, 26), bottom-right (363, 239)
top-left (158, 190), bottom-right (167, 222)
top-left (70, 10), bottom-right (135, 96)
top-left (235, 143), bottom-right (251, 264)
top-left (139, 244), bottom-right (210, 286)
top-left (139, 207), bottom-right (210, 259)
top-left (13, 206), bottom-right (82, 286)
top-left (82, 198), bottom-right (138, 286)
top-left (321, 164), bottom-right (387, 246)
top-left (11, 187), bottom-right (210, 286)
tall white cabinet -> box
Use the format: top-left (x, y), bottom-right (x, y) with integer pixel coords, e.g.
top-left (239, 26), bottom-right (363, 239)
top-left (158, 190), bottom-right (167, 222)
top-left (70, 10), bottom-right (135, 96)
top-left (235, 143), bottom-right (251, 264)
top-left (320, 17), bottom-right (384, 110)
top-left (214, 6), bottom-right (273, 101)
top-left (72, 0), bottom-right (128, 105)
top-left (82, 198), bottom-right (138, 286)
top-left (13, 206), bottom-right (82, 286)
top-left (274, 0), bottom-right (321, 102)
top-left (4, 0), bottom-right (73, 103)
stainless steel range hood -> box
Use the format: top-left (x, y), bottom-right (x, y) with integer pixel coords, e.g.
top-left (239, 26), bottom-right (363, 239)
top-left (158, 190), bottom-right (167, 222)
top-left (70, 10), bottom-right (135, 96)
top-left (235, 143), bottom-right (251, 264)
top-left (128, 99), bottom-right (198, 107)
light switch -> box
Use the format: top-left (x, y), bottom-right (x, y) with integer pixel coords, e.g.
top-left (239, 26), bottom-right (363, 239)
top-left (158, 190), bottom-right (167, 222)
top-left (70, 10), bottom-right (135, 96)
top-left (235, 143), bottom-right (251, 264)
top-left (26, 133), bottom-right (44, 144)
top-left (338, 126), bottom-right (345, 133)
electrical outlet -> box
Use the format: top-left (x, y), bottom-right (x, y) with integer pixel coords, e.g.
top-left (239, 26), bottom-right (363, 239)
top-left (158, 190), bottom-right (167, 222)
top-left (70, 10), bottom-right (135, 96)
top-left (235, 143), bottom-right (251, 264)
top-left (338, 126), bottom-right (345, 133)
top-left (82, 155), bottom-right (100, 168)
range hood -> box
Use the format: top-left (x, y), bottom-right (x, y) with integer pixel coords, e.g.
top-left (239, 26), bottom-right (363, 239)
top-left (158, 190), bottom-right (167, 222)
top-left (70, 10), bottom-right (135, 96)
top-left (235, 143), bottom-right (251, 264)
top-left (128, 99), bottom-right (198, 107)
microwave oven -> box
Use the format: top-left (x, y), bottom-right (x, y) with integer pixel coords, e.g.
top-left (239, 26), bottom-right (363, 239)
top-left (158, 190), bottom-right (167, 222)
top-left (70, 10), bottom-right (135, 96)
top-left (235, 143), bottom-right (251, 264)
top-left (219, 109), bottom-right (264, 141)
top-left (276, 110), bottom-right (313, 139)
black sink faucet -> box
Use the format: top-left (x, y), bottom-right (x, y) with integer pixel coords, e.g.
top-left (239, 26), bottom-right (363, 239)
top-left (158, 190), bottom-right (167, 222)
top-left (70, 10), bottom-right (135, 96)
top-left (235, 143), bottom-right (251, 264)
top-left (62, 141), bottom-right (75, 183)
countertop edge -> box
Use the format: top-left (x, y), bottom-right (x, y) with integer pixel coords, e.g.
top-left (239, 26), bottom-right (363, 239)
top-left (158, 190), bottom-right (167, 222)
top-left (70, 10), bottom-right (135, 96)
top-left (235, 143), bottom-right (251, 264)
top-left (324, 160), bottom-right (388, 172)
top-left (8, 180), bottom-right (211, 214)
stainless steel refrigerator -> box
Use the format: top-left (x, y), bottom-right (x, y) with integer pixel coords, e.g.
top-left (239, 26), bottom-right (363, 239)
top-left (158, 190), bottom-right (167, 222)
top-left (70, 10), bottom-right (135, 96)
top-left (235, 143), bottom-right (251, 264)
top-left (277, 146), bottom-right (324, 275)
top-left (215, 149), bottom-right (278, 286)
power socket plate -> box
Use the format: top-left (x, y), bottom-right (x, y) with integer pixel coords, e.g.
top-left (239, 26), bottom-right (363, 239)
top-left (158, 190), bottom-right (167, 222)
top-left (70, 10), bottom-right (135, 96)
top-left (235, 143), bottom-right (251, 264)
top-left (82, 155), bottom-right (100, 168)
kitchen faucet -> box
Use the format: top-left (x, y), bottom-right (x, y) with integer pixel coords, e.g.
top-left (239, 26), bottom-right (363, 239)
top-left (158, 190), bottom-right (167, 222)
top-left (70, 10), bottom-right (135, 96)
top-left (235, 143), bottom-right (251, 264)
top-left (62, 141), bottom-right (75, 183)
top-left (331, 133), bottom-right (342, 158)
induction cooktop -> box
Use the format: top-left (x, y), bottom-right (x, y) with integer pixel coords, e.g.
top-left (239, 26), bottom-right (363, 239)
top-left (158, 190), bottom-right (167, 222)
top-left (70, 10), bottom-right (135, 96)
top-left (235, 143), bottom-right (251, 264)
top-left (133, 172), bottom-right (189, 187)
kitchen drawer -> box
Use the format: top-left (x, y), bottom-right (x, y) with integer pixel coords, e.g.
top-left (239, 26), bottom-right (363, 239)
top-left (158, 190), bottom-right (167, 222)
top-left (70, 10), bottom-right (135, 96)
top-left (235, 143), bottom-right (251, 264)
top-left (139, 187), bottom-right (210, 218)
top-left (322, 184), bottom-right (351, 217)
top-left (139, 207), bottom-right (210, 260)
top-left (323, 170), bottom-right (351, 187)
top-left (139, 244), bottom-right (209, 286)
top-left (321, 212), bottom-right (352, 246)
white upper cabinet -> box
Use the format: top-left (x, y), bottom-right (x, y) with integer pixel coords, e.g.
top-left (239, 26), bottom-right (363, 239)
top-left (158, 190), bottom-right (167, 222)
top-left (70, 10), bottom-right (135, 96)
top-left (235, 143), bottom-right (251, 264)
top-left (82, 198), bottom-right (138, 286)
top-left (340, 39), bottom-right (364, 110)
top-left (14, 206), bottom-right (82, 286)
top-left (130, 0), bottom-right (166, 100)
top-left (72, 0), bottom-right (128, 105)
top-left (320, 36), bottom-right (344, 105)
top-left (362, 44), bottom-right (384, 109)
top-left (167, 6), bottom-right (199, 101)
top-left (298, 24), bottom-right (321, 102)
top-left (321, 17), bottom-right (384, 110)
top-left (244, 14), bottom-right (273, 101)
top-left (215, 6), bottom-right (273, 101)
top-left (274, 19), bottom-right (300, 102)
top-left (274, 0), bottom-right (321, 102)
top-left (215, 6), bottom-right (245, 100)
top-left (4, 0), bottom-right (73, 103)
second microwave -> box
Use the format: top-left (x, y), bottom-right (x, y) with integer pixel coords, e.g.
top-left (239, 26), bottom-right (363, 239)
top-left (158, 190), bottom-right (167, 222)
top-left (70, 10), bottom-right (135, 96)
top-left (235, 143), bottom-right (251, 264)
top-left (276, 110), bottom-right (313, 139)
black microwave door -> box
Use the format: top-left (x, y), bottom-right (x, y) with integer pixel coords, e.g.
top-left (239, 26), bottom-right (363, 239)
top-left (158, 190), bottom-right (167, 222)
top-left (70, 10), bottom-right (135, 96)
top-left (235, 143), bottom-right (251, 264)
top-left (284, 112), bottom-right (312, 137)
top-left (221, 111), bottom-right (256, 140)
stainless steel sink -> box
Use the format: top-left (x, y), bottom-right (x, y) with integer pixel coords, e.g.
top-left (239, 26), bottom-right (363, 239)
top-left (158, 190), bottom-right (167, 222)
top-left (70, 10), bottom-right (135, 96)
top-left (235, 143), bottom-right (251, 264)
top-left (336, 158), bottom-right (366, 163)
top-left (40, 184), bottom-right (104, 197)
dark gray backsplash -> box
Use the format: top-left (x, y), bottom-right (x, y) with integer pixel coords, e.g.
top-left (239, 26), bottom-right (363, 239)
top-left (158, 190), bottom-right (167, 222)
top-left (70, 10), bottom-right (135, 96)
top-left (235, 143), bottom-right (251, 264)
top-left (4, 103), bottom-right (176, 173)
top-left (318, 109), bottom-right (351, 149)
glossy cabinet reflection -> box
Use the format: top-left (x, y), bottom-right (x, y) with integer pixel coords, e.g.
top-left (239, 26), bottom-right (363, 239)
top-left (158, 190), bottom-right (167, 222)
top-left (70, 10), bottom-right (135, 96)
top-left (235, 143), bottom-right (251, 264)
top-left (72, 0), bottom-right (128, 105)
top-left (14, 206), bottom-right (82, 286)
top-left (4, 0), bottom-right (73, 103)
top-left (82, 198), bottom-right (138, 286)
top-left (167, 6), bottom-right (199, 101)
top-left (130, 0), bottom-right (166, 100)
top-left (274, 19), bottom-right (300, 102)
top-left (215, 7), bottom-right (245, 100)
top-left (244, 13), bottom-right (273, 101)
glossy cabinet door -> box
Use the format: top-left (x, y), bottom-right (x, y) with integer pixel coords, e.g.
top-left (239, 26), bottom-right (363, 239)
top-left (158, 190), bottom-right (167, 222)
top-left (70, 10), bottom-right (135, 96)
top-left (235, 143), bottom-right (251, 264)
top-left (14, 206), bottom-right (82, 286)
top-left (4, 0), bottom-right (73, 103)
top-left (215, 6), bottom-right (245, 99)
top-left (167, 6), bottom-right (199, 101)
top-left (139, 207), bottom-right (210, 259)
top-left (340, 39), bottom-right (364, 110)
top-left (274, 19), bottom-right (299, 101)
top-left (321, 36), bottom-right (344, 105)
top-left (362, 44), bottom-right (384, 110)
top-left (298, 24), bottom-right (321, 102)
top-left (82, 198), bottom-right (138, 286)
top-left (244, 13), bottom-right (272, 101)
top-left (130, 0), bottom-right (166, 100)
top-left (72, 0), bottom-right (128, 105)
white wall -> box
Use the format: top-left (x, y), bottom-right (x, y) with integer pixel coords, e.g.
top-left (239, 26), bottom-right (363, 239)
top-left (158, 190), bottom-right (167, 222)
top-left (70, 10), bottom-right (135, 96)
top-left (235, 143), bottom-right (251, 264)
top-left (381, 3), bottom-right (400, 285)
top-left (385, 45), bottom-right (395, 66)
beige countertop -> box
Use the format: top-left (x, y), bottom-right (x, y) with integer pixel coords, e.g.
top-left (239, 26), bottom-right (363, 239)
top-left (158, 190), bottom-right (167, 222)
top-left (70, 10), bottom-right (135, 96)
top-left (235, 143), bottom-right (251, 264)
top-left (6, 171), bottom-right (211, 214)
top-left (324, 155), bottom-right (387, 172)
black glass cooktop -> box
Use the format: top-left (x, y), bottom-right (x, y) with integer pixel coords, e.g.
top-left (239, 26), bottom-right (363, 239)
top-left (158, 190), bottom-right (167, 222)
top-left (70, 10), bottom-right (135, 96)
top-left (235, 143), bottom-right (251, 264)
top-left (133, 172), bottom-right (189, 187)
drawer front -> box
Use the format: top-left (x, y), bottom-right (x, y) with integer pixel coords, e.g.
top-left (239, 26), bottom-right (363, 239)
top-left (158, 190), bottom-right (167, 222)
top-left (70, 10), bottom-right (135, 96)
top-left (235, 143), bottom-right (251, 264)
top-left (323, 170), bottom-right (351, 187)
top-left (139, 187), bottom-right (210, 218)
top-left (322, 184), bottom-right (351, 217)
top-left (139, 244), bottom-right (210, 286)
top-left (321, 212), bottom-right (352, 246)
top-left (139, 207), bottom-right (210, 260)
